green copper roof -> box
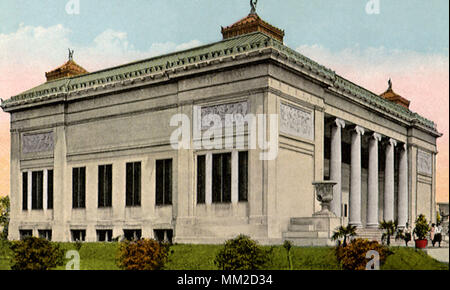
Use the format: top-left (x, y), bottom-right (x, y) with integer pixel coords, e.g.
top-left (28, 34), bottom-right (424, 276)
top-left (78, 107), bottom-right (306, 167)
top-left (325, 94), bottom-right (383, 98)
top-left (1, 31), bottom-right (437, 132)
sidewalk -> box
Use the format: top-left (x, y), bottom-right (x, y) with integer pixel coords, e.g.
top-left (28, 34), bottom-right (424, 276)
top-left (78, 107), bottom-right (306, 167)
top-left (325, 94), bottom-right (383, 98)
top-left (425, 247), bottom-right (449, 263)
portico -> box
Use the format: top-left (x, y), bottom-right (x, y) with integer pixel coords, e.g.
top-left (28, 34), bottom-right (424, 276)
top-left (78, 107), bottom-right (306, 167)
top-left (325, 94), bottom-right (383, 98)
top-left (326, 116), bottom-right (410, 229)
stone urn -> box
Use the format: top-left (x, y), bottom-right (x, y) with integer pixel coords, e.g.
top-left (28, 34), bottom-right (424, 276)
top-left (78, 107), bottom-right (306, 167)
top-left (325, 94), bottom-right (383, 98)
top-left (312, 181), bottom-right (337, 217)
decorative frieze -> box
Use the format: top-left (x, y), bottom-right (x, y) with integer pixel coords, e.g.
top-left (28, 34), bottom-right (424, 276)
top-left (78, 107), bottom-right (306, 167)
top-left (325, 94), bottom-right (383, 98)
top-left (201, 101), bottom-right (249, 130)
top-left (417, 150), bottom-right (432, 175)
top-left (22, 132), bottom-right (54, 154)
top-left (279, 103), bottom-right (313, 140)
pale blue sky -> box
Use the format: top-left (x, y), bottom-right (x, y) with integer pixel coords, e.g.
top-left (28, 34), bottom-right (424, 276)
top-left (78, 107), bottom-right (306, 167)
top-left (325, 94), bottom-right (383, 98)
top-left (0, 0), bottom-right (448, 54)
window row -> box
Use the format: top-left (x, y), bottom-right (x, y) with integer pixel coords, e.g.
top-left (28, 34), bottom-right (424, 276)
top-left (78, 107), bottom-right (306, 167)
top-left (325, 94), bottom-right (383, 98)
top-left (197, 152), bottom-right (248, 203)
top-left (22, 152), bottom-right (248, 210)
top-left (19, 229), bottom-right (173, 243)
top-left (73, 160), bottom-right (173, 208)
top-left (22, 170), bottom-right (53, 210)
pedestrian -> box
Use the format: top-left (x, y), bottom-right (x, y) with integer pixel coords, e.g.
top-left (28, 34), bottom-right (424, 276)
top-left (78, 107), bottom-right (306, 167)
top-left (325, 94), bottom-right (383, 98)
top-left (433, 224), bottom-right (442, 247)
top-left (404, 223), bottom-right (412, 247)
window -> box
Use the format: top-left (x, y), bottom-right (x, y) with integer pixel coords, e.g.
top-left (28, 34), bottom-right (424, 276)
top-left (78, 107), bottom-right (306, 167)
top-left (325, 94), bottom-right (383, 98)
top-left (212, 153), bottom-right (232, 203)
top-left (22, 172), bottom-right (28, 210)
top-left (38, 230), bottom-right (52, 241)
top-left (31, 171), bottom-right (43, 210)
top-left (72, 167), bottom-right (86, 209)
top-left (126, 162), bottom-right (141, 207)
top-left (47, 170), bottom-right (53, 209)
top-left (156, 159), bottom-right (172, 206)
top-left (98, 165), bottom-right (112, 208)
top-left (154, 229), bottom-right (173, 244)
top-left (19, 230), bottom-right (32, 240)
top-left (123, 229), bottom-right (141, 241)
top-left (97, 230), bottom-right (113, 242)
top-left (197, 155), bottom-right (206, 204)
top-left (71, 230), bottom-right (86, 242)
top-left (238, 151), bottom-right (248, 202)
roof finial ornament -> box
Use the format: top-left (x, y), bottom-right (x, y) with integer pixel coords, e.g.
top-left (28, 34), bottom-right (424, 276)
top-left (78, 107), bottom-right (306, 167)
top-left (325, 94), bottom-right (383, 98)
top-left (250, 0), bottom-right (258, 14)
top-left (388, 78), bottom-right (392, 90)
top-left (68, 48), bottom-right (74, 61)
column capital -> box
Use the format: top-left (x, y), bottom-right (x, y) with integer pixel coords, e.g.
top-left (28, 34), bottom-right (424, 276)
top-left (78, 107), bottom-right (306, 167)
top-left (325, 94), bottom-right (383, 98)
top-left (371, 132), bottom-right (382, 142)
top-left (383, 138), bottom-right (397, 147)
top-left (400, 142), bottom-right (407, 151)
top-left (350, 125), bottom-right (365, 136)
top-left (333, 118), bottom-right (346, 129)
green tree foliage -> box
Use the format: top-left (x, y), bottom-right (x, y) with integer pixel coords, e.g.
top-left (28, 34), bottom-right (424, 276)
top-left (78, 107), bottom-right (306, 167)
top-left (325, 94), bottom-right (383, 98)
top-left (436, 211), bottom-right (441, 226)
top-left (214, 235), bottom-right (273, 270)
top-left (331, 225), bottom-right (357, 247)
top-left (379, 220), bottom-right (397, 246)
top-left (10, 237), bottom-right (64, 270)
top-left (413, 214), bottom-right (431, 240)
top-left (0, 196), bottom-right (10, 240)
top-left (335, 238), bottom-right (390, 270)
top-left (116, 239), bottom-right (171, 270)
top-left (283, 240), bottom-right (293, 270)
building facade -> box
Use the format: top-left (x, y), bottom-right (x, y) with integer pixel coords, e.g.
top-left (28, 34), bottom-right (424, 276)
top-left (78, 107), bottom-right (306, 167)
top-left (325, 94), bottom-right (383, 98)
top-left (1, 11), bottom-right (442, 245)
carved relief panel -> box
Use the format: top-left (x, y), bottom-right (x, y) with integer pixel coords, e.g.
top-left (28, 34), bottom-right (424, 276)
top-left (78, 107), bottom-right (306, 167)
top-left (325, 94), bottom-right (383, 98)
top-left (22, 132), bottom-right (54, 154)
top-left (279, 103), bottom-right (314, 141)
top-left (417, 149), bottom-right (432, 175)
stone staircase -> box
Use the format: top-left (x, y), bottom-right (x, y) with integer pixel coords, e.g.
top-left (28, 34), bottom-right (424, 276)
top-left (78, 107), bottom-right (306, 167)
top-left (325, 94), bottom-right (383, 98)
top-left (283, 219), bottom-right (411, 247)
top-left (356, 228), bottom-right (383, 242)
top-left (356, 228), bottom-right (407, 246)
top-left (282, 217), bottom-right (339, 246)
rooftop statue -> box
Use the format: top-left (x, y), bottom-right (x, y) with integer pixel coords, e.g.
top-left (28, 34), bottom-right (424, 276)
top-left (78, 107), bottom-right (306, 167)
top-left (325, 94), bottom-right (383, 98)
top-left (250, 0), bottom-right (258, 14)
top-left (68, 48), bottom-right (74, 61)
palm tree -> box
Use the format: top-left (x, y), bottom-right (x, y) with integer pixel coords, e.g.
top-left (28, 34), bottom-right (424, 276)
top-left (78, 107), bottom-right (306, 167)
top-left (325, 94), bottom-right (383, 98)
top-left (379, 220), bottom-right (397, 246)
top-left (331, 225), bottom-right (357, 247)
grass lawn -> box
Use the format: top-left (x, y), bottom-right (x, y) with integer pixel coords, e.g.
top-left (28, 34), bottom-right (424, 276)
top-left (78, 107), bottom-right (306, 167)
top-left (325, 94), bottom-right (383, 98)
top-left (0, 240), bottom-right (448, 270)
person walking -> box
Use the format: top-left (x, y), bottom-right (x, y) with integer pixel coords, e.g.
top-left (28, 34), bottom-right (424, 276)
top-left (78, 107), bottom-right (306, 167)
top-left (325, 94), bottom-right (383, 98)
top-left (404, 223), bottom-right (412, 247)
top-left (433, 224), bottom-right (442, 247)
top-left (430, 224), bottom-right (436, 247)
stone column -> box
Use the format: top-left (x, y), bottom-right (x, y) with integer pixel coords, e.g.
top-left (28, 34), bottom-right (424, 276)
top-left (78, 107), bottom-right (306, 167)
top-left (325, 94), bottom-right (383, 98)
top-left (398, 144), bottom-right (408, 228)
top-left (349, 126), bottom-right (365, 227)
top-left (384, 138), bottom-right (397, 221)
top-left (367, 133), bottom-right (382, 228)
top-left (330, 118), bottom-right (345, 217)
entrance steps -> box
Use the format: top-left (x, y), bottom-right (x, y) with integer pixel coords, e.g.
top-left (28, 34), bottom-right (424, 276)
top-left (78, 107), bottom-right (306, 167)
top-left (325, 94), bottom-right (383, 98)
top-left (355, 228), bottom-right (407, 246)
top-left (282, 217), bottom-right (339, 246)
top-left (283, 218), bottom-right (413, 247)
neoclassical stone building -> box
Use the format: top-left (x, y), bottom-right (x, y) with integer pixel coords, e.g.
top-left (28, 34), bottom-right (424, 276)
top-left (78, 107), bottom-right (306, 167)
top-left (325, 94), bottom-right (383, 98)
top-left (1, 9), bottom-right (441, 245)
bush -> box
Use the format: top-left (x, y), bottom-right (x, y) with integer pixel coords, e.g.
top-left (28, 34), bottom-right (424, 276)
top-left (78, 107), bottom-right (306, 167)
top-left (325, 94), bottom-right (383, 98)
top-left (214, 235), bottom-right (273, 270)
top-left (10, 237), bottom-right (64, 270)
top-left (335, 238), bottom-right (390, 270)
top-left (116, 239), bottom-right (171, 270)
top-left (413, 214), bottom-right (430, 240)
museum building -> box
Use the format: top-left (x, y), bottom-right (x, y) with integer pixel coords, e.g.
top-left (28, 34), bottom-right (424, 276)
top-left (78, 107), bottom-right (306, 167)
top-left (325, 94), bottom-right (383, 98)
top-left (1, 8), bottom-right (442, 244)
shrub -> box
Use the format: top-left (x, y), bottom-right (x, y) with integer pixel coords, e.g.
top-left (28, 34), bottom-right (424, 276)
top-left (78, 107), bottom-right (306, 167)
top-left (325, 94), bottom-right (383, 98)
top-left (10, 237), bottom-right (64, 270)
top-left (116, 239), bottom-right (171, 270)
top-left (335, 238), bottom-right (390, 270)
top-left (214, 235), bottom-right (273, 270)
top-left (413, 214), bottom-right (430, 240)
